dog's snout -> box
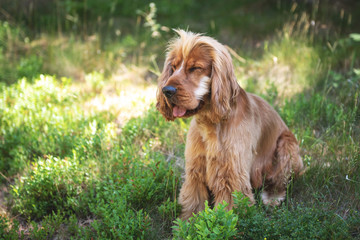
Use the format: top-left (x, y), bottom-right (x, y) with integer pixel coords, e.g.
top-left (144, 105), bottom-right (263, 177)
top-left (162, 86), bottom-right (177, 99)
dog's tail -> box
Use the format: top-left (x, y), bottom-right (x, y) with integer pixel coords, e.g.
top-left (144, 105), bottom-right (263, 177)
top-left (274, 130), bottom-right (304, 181)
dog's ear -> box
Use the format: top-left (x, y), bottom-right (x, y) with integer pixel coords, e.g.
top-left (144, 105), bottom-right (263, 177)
top-left (210, 45), bottom-right (240, 122)
top-left (156, 58), bottom-right (175, 121)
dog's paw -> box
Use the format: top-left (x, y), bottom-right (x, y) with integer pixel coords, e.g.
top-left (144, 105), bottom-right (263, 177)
top-left (261, 191), bottom-right (285, 206)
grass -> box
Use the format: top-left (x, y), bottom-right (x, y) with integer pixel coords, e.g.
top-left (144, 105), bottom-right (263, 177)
top-left (1, 1), bottom-right (360, 239)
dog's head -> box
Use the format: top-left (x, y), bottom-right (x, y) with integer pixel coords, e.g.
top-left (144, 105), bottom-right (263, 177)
top-left (156, 30), bottom-right (240, 122)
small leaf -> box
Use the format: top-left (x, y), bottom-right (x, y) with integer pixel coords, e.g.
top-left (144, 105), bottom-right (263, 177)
top-left (349, 33), bottom-right (360, 42)
top-left (354, 69), bottom-right (360, 76)
top-left (213, 227), bottom-right (220, 235)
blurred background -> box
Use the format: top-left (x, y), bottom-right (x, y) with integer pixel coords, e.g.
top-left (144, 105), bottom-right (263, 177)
top-left (0, 0), bottom-right (359, 83)
top-left (0, 1), bottom-right (359, 239)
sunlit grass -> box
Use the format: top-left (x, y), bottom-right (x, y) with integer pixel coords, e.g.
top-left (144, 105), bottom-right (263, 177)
top-left (81, 67), bottom-right (157, 126)
top-left (237, 13), bottom-right (324, 98)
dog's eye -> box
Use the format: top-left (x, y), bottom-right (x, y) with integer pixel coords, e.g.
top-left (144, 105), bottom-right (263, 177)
top-left (170, 65), bottom-right (175, 74)
top-left (189, 66), bottom-right (201, 73)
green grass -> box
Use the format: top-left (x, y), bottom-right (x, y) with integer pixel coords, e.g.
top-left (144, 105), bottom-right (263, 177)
top-left (1, 1), bottom-right (360, 239)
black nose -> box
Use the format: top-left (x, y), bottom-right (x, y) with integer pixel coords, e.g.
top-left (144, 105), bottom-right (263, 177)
top-left (162, 86), bottom-right (177, 99)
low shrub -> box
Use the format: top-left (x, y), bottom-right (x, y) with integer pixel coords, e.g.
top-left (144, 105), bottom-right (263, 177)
top-left (0, 76), bottom-right (80, 181)
top-left (173, 192), bottom-right (359, 239)
top-left (17, 55), bottom-right (43, 81)
top-left (0, 75), bottom-right (117, 183)
top-left (173, 201), bottom-right (238, 240)
top-left (79, 155), bottom-right (181, 239)
top-left (11, 156), bottom-right (88, 220)
top-left (0, 215), bottom-right (21, 240)
top-left (88, 182), bottom-right (152, 239)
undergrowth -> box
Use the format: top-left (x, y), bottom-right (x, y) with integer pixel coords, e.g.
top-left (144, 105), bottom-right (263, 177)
top-left (173, 192), bottom-right (360, 239)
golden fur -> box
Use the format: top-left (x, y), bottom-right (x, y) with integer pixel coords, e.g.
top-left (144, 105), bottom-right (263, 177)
top-left (156, 30), bottom-right (304, 220)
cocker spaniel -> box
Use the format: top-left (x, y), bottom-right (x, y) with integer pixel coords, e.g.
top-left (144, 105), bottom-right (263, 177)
top-left (156, 30), bottom-right (304, 220)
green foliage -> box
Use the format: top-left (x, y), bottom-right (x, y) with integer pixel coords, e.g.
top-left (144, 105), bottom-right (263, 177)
top-left (0, 76), bottom-right (75, 180)
top-left (0, 75), bottom-right (117, 182)
top-left (173, 201), bottom-right (238, 240)
top-left (17, 55), bottom-right (43, 81)
top-left (0, 21), bottom-right (24, 84)
top-left (158, 198), bottom-right (181, 221)
top-left (20, 211), bottom-right (72, 240)
top-left (0, 215), bottom-right (21, 240)
top-left (0, 21), bottom-right (44, 84)
top-left (0, 74), bottom-right (182, 238)
top-left (350, 33), bottom-right (360, 42)
top-left (172, 192), bottom-right (360, 239)
top-left (87, 178), bottom-right (152, 239)
top-left (122, 105), bottom-right (188, 153)
top-left (11, 156), bottom-right (88, 219)
top-left (232, 192), bottom-right (357, 239)
top-left (85, 71), bottom-right (105, 94)
top-left (80, 138), bottom-right (181, 238)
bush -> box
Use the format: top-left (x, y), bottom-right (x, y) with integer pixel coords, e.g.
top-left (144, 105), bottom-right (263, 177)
top-left (0, 21), bottom-right (25, 84)
top-left (11, 156), bottom-right (88, 220)
top-left (79, 155), bottom-right (181, 239)
top-left (87, 179), bottom-right (152, 239)
top-left (17, 55), bottom-right (43, 81)
top-left (0, 76), bottom-right (80, 180)
top-left (173, 201), bottom-right (238, 240)
top-left (173, 192), bottom-right (359, 239)
top-left (0, 215), bottom-right (21, 240)
top-left (0, 75), bottom-right (116, 182)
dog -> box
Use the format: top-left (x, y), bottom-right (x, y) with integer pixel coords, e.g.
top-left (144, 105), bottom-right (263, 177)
top-left (156, 30), bottom-right (304, 220)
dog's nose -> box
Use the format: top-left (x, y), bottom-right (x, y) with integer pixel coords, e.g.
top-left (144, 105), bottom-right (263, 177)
top-left (162, 86), bottom-right (177, 99)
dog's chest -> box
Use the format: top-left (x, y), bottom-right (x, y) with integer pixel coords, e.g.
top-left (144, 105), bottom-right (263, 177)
top-left (195, 118), bottom-right (255, 163)
top-left (199, 122), bottom-right (216, 136)
top-left (196, 121), bottom-right (225, 157)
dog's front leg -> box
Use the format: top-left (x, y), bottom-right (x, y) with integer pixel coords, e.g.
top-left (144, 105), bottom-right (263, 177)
top-left (179, 155), bottom-right (209, 220)
top-left (179, 122), bottom-right (210, 220)
top-left (207, 153), bottom-right (254, 210)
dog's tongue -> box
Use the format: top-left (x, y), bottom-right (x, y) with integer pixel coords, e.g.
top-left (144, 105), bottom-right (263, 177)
top-left (173, 106), bottom-right (186, 117)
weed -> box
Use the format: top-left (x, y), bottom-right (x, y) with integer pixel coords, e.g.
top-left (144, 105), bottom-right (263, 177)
top-left (158, 198), bottom-right (181, 221)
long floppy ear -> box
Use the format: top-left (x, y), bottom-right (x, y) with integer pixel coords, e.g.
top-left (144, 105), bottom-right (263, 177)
top-left (156, 57), bottom-right (175, 121)
top-left (209, 43), bottom-right (240, 123)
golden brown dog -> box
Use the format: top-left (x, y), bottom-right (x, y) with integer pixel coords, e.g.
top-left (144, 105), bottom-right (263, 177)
top-left (156, 30), bottom-right (304, 220)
